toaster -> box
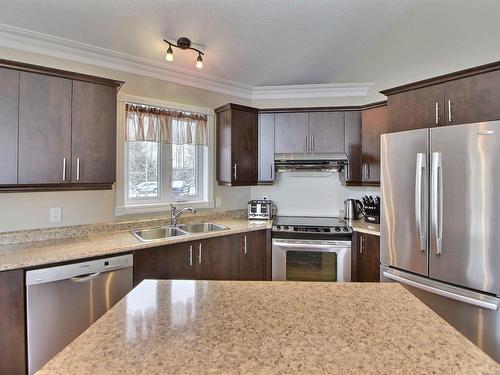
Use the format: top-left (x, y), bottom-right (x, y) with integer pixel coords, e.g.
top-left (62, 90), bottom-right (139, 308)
top-left (248, 200), bottom-right (275, 220)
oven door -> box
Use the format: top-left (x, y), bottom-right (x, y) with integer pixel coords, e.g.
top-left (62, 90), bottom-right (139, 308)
top-left (272, 239), bottom-right (351, 282)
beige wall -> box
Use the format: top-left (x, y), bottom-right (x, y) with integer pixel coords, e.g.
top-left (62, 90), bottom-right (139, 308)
top-left (0, 47), bottom-right (253, 231)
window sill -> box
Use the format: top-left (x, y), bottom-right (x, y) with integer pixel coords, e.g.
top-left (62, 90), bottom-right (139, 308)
top-left (115, 200), bottom-right (215, 216)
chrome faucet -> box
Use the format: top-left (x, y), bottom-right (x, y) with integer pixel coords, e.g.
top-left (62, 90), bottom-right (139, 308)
top-left (170, 204), bottom-right (196, 226)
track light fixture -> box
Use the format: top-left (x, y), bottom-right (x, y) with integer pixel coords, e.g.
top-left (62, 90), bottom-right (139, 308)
top-left (163, 37), bottom-right (205, 69)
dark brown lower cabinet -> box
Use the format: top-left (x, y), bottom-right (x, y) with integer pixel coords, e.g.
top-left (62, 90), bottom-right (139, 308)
top-left (238, 230), bottom-right (268, 280)
top-left (0, 269), bottom-right (26, 375)
top-left (133, 231), bottom-right (269, 285)
top-left (351, 232), bottom-right (380, 282)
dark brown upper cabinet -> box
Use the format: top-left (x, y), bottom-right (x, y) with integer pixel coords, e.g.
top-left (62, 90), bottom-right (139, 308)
top-left (216, 103), bottom-right (258, 186)
top-left (308, 112), bottom-right (345, 153)
top-left (258, 113), bottom-right (275, 183)
top-left (0, 59), bottom-right (123, 192)
top-left (0, 68), bottom-right (20, 185)
top-left (71, 81), bottom-right (117, 184)
top-left (18, 72), bottom-right (72, 184)
top-left (386, 85), bottom-right (445, 132)
top-left (361, 104), bottom-right (388, 184)
top-left (274, 112), bottom-right (309, 154)
top-left (382, 61), bottom-right (500, 133)
top-left (342, 111), bottom-right (362, 184)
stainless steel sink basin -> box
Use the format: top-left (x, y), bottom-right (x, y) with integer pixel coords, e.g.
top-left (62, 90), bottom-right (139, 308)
top-left (131, 226), bottom-right (189, 242)
top-left (177, 222), bottom-right (230, 234)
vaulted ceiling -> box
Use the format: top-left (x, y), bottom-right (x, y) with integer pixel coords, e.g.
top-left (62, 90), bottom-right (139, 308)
top-left (0, 0), bottom-right (416, 87)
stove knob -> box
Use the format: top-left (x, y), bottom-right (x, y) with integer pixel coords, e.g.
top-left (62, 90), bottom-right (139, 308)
top-left (335, 227), bottom-right (340, 232)
top-left (276, 225), bottom-right (281, 230)
top-left (343, 227), bottom-right (349, 232)
top-left (284, 226), bottom-right (289, 231)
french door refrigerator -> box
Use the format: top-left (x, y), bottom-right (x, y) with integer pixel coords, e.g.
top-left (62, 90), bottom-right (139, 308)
top-left (380, 121), bottom-right (500, 362)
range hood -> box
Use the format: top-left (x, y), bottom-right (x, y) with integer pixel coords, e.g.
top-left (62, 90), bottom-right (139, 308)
top-left (274, 152), bottom-right (348, 173)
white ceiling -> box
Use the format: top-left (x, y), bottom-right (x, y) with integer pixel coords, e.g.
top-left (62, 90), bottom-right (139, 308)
top-left (0, 0), bottom-right (416, 87)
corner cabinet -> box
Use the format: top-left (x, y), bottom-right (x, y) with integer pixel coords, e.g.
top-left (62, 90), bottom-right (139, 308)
top-left (133, 230), bottom-right (269, 286)
top-left (216, 103), bottom-right (258, 186)
top-left (0, 59), bottom-right (123, 192)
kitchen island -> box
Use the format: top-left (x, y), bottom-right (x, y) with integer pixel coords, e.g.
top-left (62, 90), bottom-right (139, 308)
top-left (37, 280), bottom-right (499, 374)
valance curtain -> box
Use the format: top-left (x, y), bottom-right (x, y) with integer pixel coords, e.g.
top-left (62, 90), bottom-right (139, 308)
top-left (125, 103), bottom-right (208, 145)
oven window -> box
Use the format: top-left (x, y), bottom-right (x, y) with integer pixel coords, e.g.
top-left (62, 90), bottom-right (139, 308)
top-left (286, 251), bottom-right (337, 281)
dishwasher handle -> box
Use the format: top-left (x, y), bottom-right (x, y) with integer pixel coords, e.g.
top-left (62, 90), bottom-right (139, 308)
top-left (70, 272), bottom-right (101, 282)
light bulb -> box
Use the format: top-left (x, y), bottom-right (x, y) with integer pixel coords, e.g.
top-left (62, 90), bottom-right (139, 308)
top-left (196, 53), bottom-right (203, 69)
top-left (166, 45), bottom-right (174, 61)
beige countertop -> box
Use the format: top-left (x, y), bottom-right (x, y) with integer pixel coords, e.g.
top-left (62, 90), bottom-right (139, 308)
top-left (37, 280), bottom-right (499, 375)
top-left (0, 218), bottom-right (271, 272)
top-left (346, 219), bottom-right (380, 236)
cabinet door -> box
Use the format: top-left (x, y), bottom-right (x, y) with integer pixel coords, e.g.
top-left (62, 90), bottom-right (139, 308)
top-left (309, 112), bottom-right (344, 153)
top-left (133, 243), bottom-right (195, 286)
top-left (361, 105), bottom-right (388, 183)
top-left (0, 68), bottom-right (19, 185)
top-left (0, 269), bottom-right (26, 375)
top-left (72, 81), bottom-right (117, 184)
top-left (387, 85), bottom-right (444, 133)
top-left (231, 109), bottom-right (258, 185)
top-left (445, 70), bottom-right (500, 125)
top-left (274, 113), bottom-right (309, 154)
top-left (352, 232), bottom-right (380, 282)
top-left (18, 72), bottom-right (72, 184)
top-left (258, 114), bottom-right (275, 183)
top-left (239, 230), bottom-right (267, 280)
top-left (343, 111), bottom-right (362, 184)
top-left (216, 109), bottom-right (232, 184)
top-left (195, 236), bottom-right (238, 280)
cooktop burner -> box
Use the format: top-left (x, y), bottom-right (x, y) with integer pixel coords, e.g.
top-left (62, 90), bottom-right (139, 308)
top-left (272, 216), bottom-right (352, 235)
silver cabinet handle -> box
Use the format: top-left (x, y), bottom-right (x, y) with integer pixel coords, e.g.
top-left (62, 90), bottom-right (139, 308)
top-left (188, 245), bottom-right (193, 266)
top-left (435, 102), bottom-right (439, 125)
top-left (233, 163), bottom-right (237, 180)
top-left (198, 243), bottom-right (202, 264)
top-left (305, 136), bottom-right (308, 152)
top-left (270, 164), bottom-right (274, 180)
top-left (62, 157), bottom-right (67, 181)
top-left (448, 99), bottom-right (452, 123)
top-left (311, 135), bottom-right (315, 151)
top-left (415, 153), bottom-right (426, 252)
top-left (367, 163), bottom-right (370, 179)
top-left (431, 152), bottom-right (443, 255)
top-left (76, 158), bottom-right (81, 181)
top-left (359, 234), bottom-right (364, 254)
top-left (243, 235), bottom-right (247, 254)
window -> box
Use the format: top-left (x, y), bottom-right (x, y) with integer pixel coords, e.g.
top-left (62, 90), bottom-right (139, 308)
top-left (121, 99), bottom-right (211, 212)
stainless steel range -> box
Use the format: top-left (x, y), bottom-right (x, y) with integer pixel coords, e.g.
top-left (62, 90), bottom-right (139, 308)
top-left (272, 216), bottom-right (351, 282)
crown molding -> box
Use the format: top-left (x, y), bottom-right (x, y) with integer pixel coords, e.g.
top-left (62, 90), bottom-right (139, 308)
top-left (251, 82), bottom-right (374, 100)
top-left (0, 23), bottom-right (373, 100)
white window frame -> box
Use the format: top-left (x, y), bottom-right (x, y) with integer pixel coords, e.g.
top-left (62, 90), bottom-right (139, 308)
top-left (115, 94), bottom-right (215, 216)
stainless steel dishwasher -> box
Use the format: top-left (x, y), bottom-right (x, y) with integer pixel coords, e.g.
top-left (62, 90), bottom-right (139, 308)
top-left (26, 254), bottom-right (133, 374)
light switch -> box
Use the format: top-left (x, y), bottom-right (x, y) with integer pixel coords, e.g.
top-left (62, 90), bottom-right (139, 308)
top-left (50, 207), bottom-right (62, 222)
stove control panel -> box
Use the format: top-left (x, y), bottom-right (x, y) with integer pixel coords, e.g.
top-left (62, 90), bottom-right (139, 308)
top-left (272, 225), bottom-right (352, 234)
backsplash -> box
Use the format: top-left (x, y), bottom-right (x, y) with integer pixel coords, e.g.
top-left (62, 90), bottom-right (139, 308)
top-left (251, 173), bottom-right (379, 217)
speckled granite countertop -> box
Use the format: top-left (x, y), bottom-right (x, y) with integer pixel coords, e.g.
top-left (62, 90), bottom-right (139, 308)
top-left (345, 219), bottom-right (380, 236)
top-left (37, 280), bottom-right (499, 375)
top-left (0, 218), bottom-right (271, 272)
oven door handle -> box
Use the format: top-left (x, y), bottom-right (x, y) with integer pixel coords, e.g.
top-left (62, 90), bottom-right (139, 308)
top-left (272, 240), bottom-right (349, 250)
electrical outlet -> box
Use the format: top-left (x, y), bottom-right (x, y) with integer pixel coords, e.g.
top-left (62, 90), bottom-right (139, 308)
top-left (215, 196), bottom-right (222, 207)
top-left (50, 207), bottom-right (62, 223)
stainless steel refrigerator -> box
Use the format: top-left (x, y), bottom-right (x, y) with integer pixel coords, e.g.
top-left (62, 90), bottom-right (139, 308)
top-left (380, 121), bottom-right (500, 362)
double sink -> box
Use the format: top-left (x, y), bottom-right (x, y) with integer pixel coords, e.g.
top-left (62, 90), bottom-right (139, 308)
top-left (131, 222), bottom-right (230, 242)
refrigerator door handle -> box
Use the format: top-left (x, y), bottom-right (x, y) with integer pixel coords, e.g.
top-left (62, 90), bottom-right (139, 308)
top-left (431, 152), bottom-right (443, 255)
top-left (383, 271), bottom-right (498, 310)
top-left (415, 153), bottom-right (426, 251)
